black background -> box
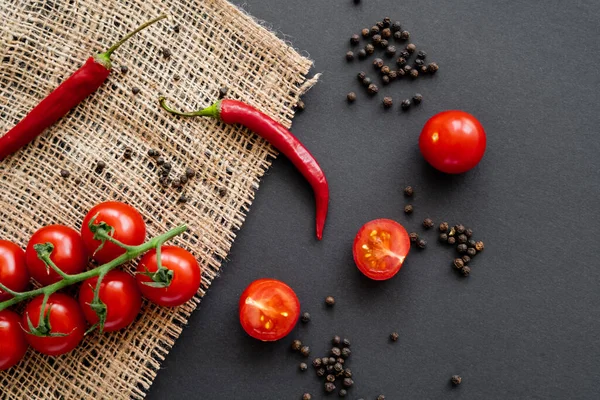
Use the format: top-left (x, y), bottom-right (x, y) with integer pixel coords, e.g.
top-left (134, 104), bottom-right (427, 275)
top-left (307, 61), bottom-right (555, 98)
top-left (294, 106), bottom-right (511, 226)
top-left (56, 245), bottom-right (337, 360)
top-left (148, 1), bottom-right (600, 399)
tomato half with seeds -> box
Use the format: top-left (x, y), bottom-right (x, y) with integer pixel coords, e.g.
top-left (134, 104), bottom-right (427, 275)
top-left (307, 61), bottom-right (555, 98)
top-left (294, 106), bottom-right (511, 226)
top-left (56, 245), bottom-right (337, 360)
top-left (239, 279), bottom-right (300, 341)
top-left (0, 309), bottom-right (28, 371)
top-left (26, 225), bottom-right (87, 286)
top-left (0, 240), bottom-right (29, 301)
top-left (353, 219), bottom-right (410, 280)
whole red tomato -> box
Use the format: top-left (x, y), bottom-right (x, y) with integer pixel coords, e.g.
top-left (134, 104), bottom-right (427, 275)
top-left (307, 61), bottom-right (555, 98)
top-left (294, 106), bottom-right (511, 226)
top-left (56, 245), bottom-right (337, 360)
top-left (79, 270), bottom-right (142, 332)
top-left (26, 225), bottom-right (87, 286)
top-left (23, 293), bottom-right (86, 356)
top-left (0, 240), bottom-right (29, 301)
top-left (419, 110), bottom-right (487, 174)
top-left (81, 201), bottom-right (146, 264)
top-left (135, 246), bottom-right (201, 307)
top-left (353, 219), bottom-right (410, 280)
top-left (0, 309), bottom-right (28, 370)
top-left (239, 279), bottom-right (300, 341)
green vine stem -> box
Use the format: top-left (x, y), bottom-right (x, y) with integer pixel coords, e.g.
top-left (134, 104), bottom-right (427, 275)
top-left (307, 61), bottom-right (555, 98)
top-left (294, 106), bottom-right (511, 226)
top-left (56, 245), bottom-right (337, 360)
top-left (0, 224), bottom-right (187, 312)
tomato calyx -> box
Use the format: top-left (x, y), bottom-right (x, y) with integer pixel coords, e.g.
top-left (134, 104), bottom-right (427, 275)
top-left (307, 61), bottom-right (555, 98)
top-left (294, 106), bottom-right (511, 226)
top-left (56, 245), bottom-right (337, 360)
top-left (87, 215), bottom-right (117, 255)
top-left (137, 265), bottom-right (174, 288)
top-left (33, 242), bottom-right (56, 273)
top-left (23, 303), bottom-right (68, 338)
top-left (84, 298), bottom-right (108, 334)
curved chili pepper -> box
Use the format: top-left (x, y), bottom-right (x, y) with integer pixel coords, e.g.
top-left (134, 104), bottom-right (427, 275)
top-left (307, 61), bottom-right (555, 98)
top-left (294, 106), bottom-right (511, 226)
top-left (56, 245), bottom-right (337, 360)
top-left (0, 15), bottom-right (166, 161)
top-left (159, 97), bottom-right (329, 240)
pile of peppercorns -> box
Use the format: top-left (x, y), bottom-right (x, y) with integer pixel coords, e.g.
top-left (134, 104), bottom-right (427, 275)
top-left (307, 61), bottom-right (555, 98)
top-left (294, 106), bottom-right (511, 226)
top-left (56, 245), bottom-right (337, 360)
top-left (345, 17), bottom-right (439, 111)
top-left (147, 148), bottom-right (196, 204)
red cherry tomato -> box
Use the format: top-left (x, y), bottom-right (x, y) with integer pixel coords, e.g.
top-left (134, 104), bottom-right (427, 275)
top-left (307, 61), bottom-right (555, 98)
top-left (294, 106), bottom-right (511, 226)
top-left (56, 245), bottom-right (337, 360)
top-left (0, 309), bottom-right (28, 370)
top-left (79, 270), bottom-right (142, 332)
top-left (81, 201), bottom-right (146, 264)
top-left (26, 225), bottom-right (87, 286)
top-left (353, 219), bottom-right (410, 280)
top-left (23, 293), bottom-right (86, 356)
top-left (239, 279), bottom-right (300, 341)
top-left (135, 246), bottom-right (201, 307)
top-left (0, 240), bottom-right (29, 301)
top-left (419, 110), bottom-right (487, 174)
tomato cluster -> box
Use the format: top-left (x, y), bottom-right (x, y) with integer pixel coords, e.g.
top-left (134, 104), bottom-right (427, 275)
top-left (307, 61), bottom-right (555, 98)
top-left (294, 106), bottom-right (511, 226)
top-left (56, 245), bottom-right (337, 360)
top-left (0, 201), bottom-right (201, 370)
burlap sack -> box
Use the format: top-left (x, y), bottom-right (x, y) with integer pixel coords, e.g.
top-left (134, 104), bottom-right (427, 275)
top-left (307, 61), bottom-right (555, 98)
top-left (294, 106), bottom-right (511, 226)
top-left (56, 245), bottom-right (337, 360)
top-left (0, 0), bottom-right (316, 398)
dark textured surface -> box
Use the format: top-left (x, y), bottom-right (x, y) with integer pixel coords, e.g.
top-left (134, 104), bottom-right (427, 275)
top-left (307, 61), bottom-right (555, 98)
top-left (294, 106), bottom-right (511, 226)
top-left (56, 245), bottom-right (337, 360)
top-left (148, 1), bottom-right (600, 399)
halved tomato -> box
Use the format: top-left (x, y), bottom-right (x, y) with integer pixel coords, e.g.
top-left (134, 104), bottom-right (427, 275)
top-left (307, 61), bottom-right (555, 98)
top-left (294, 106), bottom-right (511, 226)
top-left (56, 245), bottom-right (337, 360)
top-left (353, 219), bottom-right (410, 280)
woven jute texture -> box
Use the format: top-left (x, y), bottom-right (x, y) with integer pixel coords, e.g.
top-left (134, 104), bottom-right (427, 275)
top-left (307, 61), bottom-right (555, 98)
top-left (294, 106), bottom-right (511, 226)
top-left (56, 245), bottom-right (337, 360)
top-left (0, 0), bottom-right (315, 398)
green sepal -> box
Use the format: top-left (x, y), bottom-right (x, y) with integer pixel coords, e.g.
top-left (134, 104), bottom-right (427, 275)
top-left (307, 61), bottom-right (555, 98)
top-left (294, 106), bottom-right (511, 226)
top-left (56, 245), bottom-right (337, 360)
top-left (34, 242), bottom-right (54, 273)
top-left (88, 214), bottom-right (115, 256)
top-left (23, 306), bottom-right (68, 338)
top-left (137, 265), bottom-right (174, 289)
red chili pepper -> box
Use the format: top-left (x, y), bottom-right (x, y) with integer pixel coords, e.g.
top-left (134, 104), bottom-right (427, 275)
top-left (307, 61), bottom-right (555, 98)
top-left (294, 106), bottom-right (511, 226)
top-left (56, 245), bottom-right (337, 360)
top-left (0, 15), bottom-right (166, 161)
top-left (159, 97), bottom-right (329, 240)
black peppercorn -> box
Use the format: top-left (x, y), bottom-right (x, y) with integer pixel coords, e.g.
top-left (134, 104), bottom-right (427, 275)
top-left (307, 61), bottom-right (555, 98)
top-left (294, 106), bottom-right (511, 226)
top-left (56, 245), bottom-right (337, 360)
top-left (179, 175), bottom-right (188, 185)
top-left (390, 332), bottom-right (399, 341)
top-left (74, 178), bottom-right (81, 185)
top-left (457, 244), bottom-right (468, 254)
top-left (417, 50), bottom-right (427, 59)
top-left (95, 160), bottom-right (106, 172)
top-left (379, 39), bottom-right (389, 49)
top-left (413, 93), bottom-right (423, 105)
top-left (381, 65), bottom-right (391, 75)
top-left (400, 30), bottom-right (410, 40)
top-left (172, 178), bottom-right (181, 188)
top-left (300, 346), bottom-right (310, 357)
top-left (367, 84), bottom-right (379, 95)
top-left (420, 65), bottom-right (429, 74)
top-left (325, 296), bottom-right (335, 306)
top-left (292, 339), bottom-right (302, 351)
top-left (383, 96), bottom-right (393, 108)
top-left (453, 258), bottom-right (464, 269)
top-left (383, 17), bottom-right (391, 27)
top-left (385, 46), bottom-right (396, 57)
top-left (362, 77), bottom-right (372, 86)
top-left (397, 68), bottom-right (406, 77)
top-left (342, 378), bottom-right (353, 388)
top-left (403, 64), bottom-right (412, 73)
top-left (365, 44), bottom-right (375, 55)
top-left (161, 47), bottom-right (172, 58)
top-left (329, 356), bottom-right (336, 364)
top-left (373, 58), bottom-right (384, 69)
top-left (399, 49), bottom-right (410, 59)
top-left (439, 222), bottom-right (449, 232)
top-left (294, 100), bottom-right (306, 112)
top-left (465, 228), bottom-right (473, 238)
top-left (377, 395), bottom-right (386, 400)
top-left (404, 204), bottom-right (414, 214)
top-left (357, 71), bottom-right (367, 81)
top-left (334, 362), bottom-right (343, 373)
top-left (370, 26), bottom-right (380, 35)
top-left (350, 34), bottom-right (360, 45)
top-left (409, 69), bottom-right (418, 79)
top-left (60, 169), bottom-right (70, 178)
top-left (406, 43), bottom-right (416, 53)
top-left (372, 34), bottom-right (382, 46)
top-left (173, 74), bottom-right (181, 81)
top-left (162, 162), bottom-right (172, 171)
top-left (357, 49), bottom-right (367, 59)
top-left (458, 234), bottom-right (468, 244)
top-left (451, 375), bottom-right (462, 385)
top-left (156, 156), bottom-right (165, 166)
top-left (341, 347), bottom-right (351, 358)
top-left (132, 87), bottom-right (140, 95)
top-left (123, 147), bottom-right (133, 159)
top-left (391, 21), bottom-right (402, 32)
top-left (301, 312), bottom-right (311, 323)
top-left (322, 357), bottom-right (330, 365)
top-left (462, 255), bottom-right (471, 264)
top-left (342, 338), bottom-right (350, 347)
top-left (423, 218), bottom-right (434, 229)
top-left (376, 21), bottom-right (385, 30)
top-left (343, 368), bottom-right (352, 378)
top-left (381, 75), bottom-right (390, 85)
top-left (303, 393), bottom-right (312, 400)
top-left (324, 382), bottom-right (336, 393)
top-left (475, 241), bottom-right (485, 251)
top-left (326, 365), bottom-right (334, 373)
top-left (177, 194), bottom-right (188, 204)
top-left (326, 374), bottom-right (336, 383)
top-left (300, 362), bottom-right (308, 371)
top-left (361, 28), bottom-right (370, 38)
top-left (159, 177), bottom-right (170, 187)
top-left (455, 224), bottom-right (466, 234)
top-left (313, 358), bottom-right (323, 368)
top-left (409, 232), bottom-right (419, 242)
top-left (316, 368), bottom-right (326, 377)
top-left (428, 62), bottom-right (439, 73)
top-left (185, 167), bottom-right (195, 178)
top-left (461, 266), bottom-right (471, 276)
top-left (148, 149), bottom-right (157, 157)
top-left (393, 31), bottom-right (403, 41)
top-left (332, 335), bottom-right (341, 345)
top-left (439, 233), bottom-right (448, 242)
top-left (339, 389), bottom-right (347, 397)
top-left (466, 239), bottom-right (475, 248)
top-left (448, 236), bottom-right (456, 245)
top-left (347, 92), bottom-right (357, 103)
top-left (417, 239), bottom-right (427, 249)
top-left (381, 28), bottom-right (391, 39)
top-left (217, 87), bottom-right (229, 99)
top-left (331, 347), bottom-right (341, 357)
top-left (467, 247), bottom-right (477, 257)
top-left (345, 51), bottom-right (354, 61)
top-left (388, 70), bottom-right (397, 80)
top-left (414, 58), bottom-right (425, 67)
top-left (404, 185), bottom-right (414, 196)
top-left (337, 357), bottom-right (345, 365)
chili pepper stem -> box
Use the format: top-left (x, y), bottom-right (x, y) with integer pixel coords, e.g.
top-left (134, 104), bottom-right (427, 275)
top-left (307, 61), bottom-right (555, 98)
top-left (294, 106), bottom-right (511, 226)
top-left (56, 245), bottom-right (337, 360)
top-left (94, 14), bottom-right (168, 68)
top-left (0, 224), bottom-right (187, 312)
top-left (159, 96), bottom-right (220, 119)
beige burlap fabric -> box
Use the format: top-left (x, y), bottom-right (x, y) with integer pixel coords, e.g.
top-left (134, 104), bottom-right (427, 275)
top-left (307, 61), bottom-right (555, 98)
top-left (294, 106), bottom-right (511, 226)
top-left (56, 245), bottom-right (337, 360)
top-left (0, 0), bottom-right (315, 398)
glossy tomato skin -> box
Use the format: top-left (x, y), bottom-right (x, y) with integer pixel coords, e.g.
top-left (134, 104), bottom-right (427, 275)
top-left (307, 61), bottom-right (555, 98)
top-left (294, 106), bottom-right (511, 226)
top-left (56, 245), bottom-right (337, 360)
top-left (353, 219), bottom-right (410, 280)
top-left (135, 246), bottom-right (201, 307)
top-left (0, 240), bottom-right (29, 301)
top-left (26, 225), bottom-right (87, 286)
top-left (419, 110), bottom-right (487, 174)
top-left (239, 279), bottom-right (300, 342)
top-left (0, 309), bottom-right (28, 370)
top-left (23, 293), bottom-right (86, 356)
top-left (81, 201), bottom-right (146, 264)
top-left (79, 270), bottom-right (142, 332)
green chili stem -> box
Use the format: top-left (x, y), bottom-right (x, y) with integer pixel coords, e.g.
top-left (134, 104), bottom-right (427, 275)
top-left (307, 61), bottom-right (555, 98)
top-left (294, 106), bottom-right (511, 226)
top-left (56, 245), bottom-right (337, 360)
top-left (103, 14), bottom-right (167, 58)
top-left (0, 224), bottom-right (187, 312)
top-left (158, 96), bottom-right (220, 119)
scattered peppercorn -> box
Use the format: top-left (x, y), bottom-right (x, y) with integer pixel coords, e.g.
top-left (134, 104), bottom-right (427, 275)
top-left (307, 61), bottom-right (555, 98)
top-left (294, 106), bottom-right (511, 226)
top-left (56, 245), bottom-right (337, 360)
top-left (451, 375), bottom-right (462, 385)
top-left (376, 21), bottom-right (385, 30)
top-left (218, 87), bottom-right (229, 99)
top-left (406, 43), bottom-right (416, 53)
top-left (475, 241), bottom-right (485, 251)
top-left (218, 187), bottom-right (228, 197)
top-left (132, 87), bottom-right (140, 95)
top-left (123, 147), bottom-right (133, 159)
top-left (393, 31), bottom-right (403, 41)
top-left (361, 28), bottom-right (370, 38)
top-left (439, 233), bottom-right (448, 242)
top-left (339, 389), bottom-right (347, 397)
top-left (414, 58), bottom-right (425, 67)
top-left (399, 50), bottom-right (410, 59)
top-left (347, 92), bottom-right (357, 103)
top-left (391, 21), bottom-right (402, 32)
top-left (390, 332), bottom-right (399, 341)
top-left (403, 64), bottom-right (412, 73)
top-left (420, 65), bottom-right (429, 74)
top-left (385, 46), bottom-right (396, 57)
top-left (467, 247), bottom-right (477, 257)
top-left (120, 65), bottom-right (128, 74)
top-left (381, 28), bottom-right (391, 39)
top-left (388, 70), bottom-right (397, 80)
top-left (377, 395), bottom-right (386, 400)
top-left (343, 369), bottom-right (352, 378)
top-left (74, 178), bottom-right (81, 185)
top-left (367, 84), bottom-right (379, 95)
top-left (400, 30), bottom-right (410, 40)
top-left (294, 100), bottom-right (306, 112)
top-left (411, 94), bottom-right (423, 106)
top-left (409, 69), bottom-right (418, 79)
top-left (300, 346), bottom-right (310, 357)
top-left (346, 51), bottom-right (354, 61)
top-left (301, 312), bottom-right (311, 323)
top-left (357, 49), bottom-right (367, 59)
top-left (95, 160), bottom-right (106, 172)
top-left (172, 178), bottom-right (181, 188)
top-left (185, 167), bottom-right (195, 178)
top-left (292, 339), bottom-right (302, 351)
top-left (455, 224), bottom-right (466, 234)
top-left (383, 96), bottom-right (393, 108)
top-left (362, 77), bottom-right (372, 86)
top-left (409, 232), bottom-right (419, 243)
top-left (439, 222), bottom-right (449, 232)
top-left (417, 50), bottom-right (427, 59)
top-left (332, 335), bottom-right (341, 345)
top-left (462, 255), bottom-right (471, 264)
top-left (370, 25), bottom-right (380, 35)
top-left (428, 62), bottom-right (439, 73)
top-left (316, 368), bottom-right (326, 377)
top-left (324, 382), bottom-right (336, 393)
top-left (172, 24), bottom-right (180, 33)
top-left (302, 393), bottom-right (312, 400)
top-left (60, 169), bottom-right (70, 178)
top-left (457, 244), bottom-right (468, 253)
top-left (447, 236), bottom-right (456, 245)
top-left (329, 356), bottom-right (336, 364)
top-left (300, 362), bottom-right (308, 371)
top-left (382, 17), bottom-right (391, 27)
top-left (162, 47), bottom-right (172, 58)
top-left (381, 75), bottom-right (390, 85)
top-left (331, 347), bottom-right (341, 357)
top-left (423, 218), bottom-right (434, 229)
top-left (453, 258), bottom-right (464, 269)
top-left (396, 57), bottom-right (406, 66)
top-left (334, 362), bottom-right (343, 374)
top-left (417, 238), bottom-right (427, 249)
top-left (342, 338), bottom-right (350, 347)
top-left (148, 149), bottom-right (158, 157)
top-left (326, 374), bottom-right (336, 383)
top-left (372, 34), bottom-right (382, 46)
top-left (458, 234), bottom-right (468, 244)
top-left (342, 378), bottom-right (354, 388)
top-left (373, 58), bottom-right (384, 69)
top-left (397, 68), bottom-right (406, 77)
top-left (404, 204), bottom-right (414, 214)
top-left (381, 65), bottom-right (391, 75)
top-left (177, 194), bottom-right (188, 204)
top-left (357, 71), bottom-right (367, 81)
top-left (336, 357), bottom-right (345, 365)
top-left (404, 185), bottom-right (414, 196)
top-left (350, 34), bottom-right (360, 45)
top-left (313, 358), bottom-right (323, 368)
top-left (465, 228), bottom-right (473, 238)
top-left (341, 347), bottom-right (351, 358)
top-left (325, 296), bottom-right (335, 306)
top-left (379, 39), bottom-right (389, 49)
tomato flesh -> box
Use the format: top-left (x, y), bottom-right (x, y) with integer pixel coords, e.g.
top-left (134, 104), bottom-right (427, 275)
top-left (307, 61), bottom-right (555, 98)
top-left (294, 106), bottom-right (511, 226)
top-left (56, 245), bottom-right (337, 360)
top-left (239, 279), bottom-right (300, 341)
top-left (0, 240), bottom-right (29, 301)
top-left (0, 309), bottom-right (28, 370)
top-left (353, 219), bottom-right (410, 280)
top-left (419, 110), bottom-right (486, 174)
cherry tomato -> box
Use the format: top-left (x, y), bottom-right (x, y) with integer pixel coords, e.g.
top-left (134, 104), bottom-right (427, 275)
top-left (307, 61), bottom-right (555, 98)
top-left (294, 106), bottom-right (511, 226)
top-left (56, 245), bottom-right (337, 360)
top-left (79, 270), bottom-right (142, 332)
top-left (135, 246), bottom-right (201, 307)
top-left (0, 309), bottom-right (28, 370)
top-left (0, 240), bottom-right (29, 301)
top-left (26, 225), bottom-right (87, 286)
top-left (23, 293), bottom-right (86, 356)
top-left (239, 279), bottom-right (300, 341)
top-left (353, 219), bottom-right (410, 280)
top-left (81, 201), bottom-right (146, 264)
top-left (419, 110), bottom-right (487, 174)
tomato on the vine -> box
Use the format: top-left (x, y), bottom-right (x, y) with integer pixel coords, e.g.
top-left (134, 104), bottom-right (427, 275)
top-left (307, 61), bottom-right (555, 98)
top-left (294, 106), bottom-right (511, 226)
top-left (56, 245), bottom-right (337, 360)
top-left (23, 293), bottom-right (86, 356)
top-left (0, 309), bottom-right (28, 370)
top-left (419, 110), bottom-right (487, 174)
top-left (353, 219), bottom-right (410, 280)
top-left (0, 240), bottom-right (29, 301)
top-left (79, 270), bottom-right (142, 332)
top-left (135, 246), bottom-right (201, 307)
top-left (26, 225), bottom-right (87, 286)
top-left (239, 279), bottom-right (300, 341)
top-left (81, 201), bottom-right (146, 264)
